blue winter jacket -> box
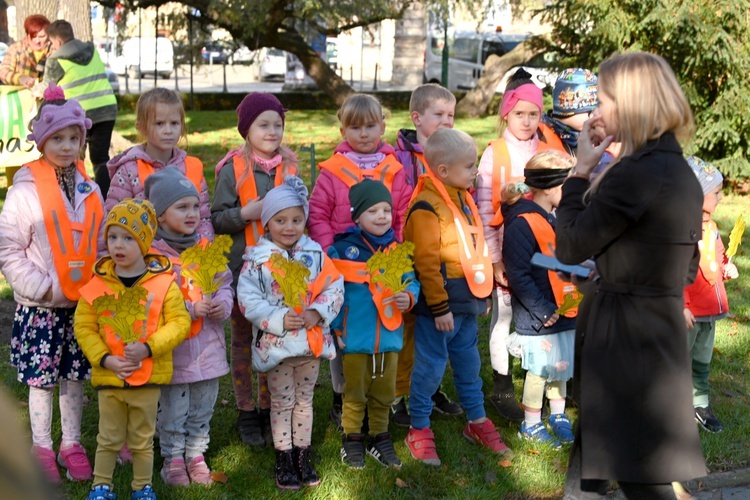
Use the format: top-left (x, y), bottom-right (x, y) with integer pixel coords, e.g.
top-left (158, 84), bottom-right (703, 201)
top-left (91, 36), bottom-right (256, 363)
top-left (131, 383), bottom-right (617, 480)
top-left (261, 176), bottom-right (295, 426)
top-left (501, 198), bottom-right (576, 336)
top-left (328, 226), bottom-right (420, 354)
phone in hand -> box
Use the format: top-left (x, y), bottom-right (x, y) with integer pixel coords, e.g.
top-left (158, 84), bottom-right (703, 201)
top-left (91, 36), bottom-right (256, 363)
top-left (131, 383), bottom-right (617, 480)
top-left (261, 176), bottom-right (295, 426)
top-left (530, 253), bottom-right (591, 280)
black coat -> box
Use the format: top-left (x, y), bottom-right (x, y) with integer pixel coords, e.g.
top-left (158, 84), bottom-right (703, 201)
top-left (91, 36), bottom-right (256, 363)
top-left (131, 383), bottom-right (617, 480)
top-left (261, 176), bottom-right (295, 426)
top-left (556, 133), bottom-right (707, 483)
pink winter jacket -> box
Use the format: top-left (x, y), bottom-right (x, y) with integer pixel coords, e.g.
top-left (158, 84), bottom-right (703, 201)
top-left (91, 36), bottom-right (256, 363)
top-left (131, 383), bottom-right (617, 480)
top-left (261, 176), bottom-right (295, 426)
top-left (307, 145), bottom-right (413, 251)
top-left (151, 239), bottom-right (232, 384)
top-left (105, 145), bottom-right (214, 242)
top-left (0, 167), bottom-right (106, 308)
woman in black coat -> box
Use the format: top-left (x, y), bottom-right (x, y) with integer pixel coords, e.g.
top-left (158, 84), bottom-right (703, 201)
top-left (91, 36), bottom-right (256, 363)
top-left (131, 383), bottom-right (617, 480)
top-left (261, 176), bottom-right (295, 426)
top-left (556, 52), bottom-right (707, 499)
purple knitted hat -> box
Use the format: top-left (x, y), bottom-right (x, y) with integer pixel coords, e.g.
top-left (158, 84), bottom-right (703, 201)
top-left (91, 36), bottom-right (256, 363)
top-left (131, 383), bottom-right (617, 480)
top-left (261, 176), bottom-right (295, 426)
top-left (27, 83), bottom-right (92, 149)
top-left (236, 92), bottom-right (286, 139)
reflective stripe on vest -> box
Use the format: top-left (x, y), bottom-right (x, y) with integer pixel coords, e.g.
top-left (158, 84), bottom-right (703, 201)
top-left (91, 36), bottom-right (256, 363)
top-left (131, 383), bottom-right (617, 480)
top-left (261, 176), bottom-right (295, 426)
top-left (412, 171), bottom-right (493, 298)
top-left (58, 50), bottom-right (117, 111)
top-left (517, 212), bottom-right (580, 318)
top-left (263, 254), bottom-right (341, 357)
top-left (137, 157), bottom-right (204, 194)
top-left (698, 220), bottom-right (719, 285)
top-left (27, 159), bottom-right (103, 301)
top-left (169, 238), bottom-right (212, 339)
top-left (78, 273), bottom-right (173, 386)
top-left (318, 154), bottom-right (403, 191)
top-left (233, 156), bottom-right (297, 247)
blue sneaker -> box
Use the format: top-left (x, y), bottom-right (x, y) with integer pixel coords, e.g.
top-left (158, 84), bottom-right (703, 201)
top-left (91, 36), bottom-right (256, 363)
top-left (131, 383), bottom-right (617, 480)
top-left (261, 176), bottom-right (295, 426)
top-left (88, 485), bottom-right (117, 500)
top-left (549, 413), bottom-right (575, 444)
top-left (518, 421), bottom-right (561, 449)
top-left (131, 485), bottom-right (156, 500)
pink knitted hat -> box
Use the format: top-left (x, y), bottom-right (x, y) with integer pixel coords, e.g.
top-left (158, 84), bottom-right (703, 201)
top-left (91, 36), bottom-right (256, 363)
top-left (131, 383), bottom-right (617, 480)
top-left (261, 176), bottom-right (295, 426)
top-left (27, 83), bottom-right (92, 149)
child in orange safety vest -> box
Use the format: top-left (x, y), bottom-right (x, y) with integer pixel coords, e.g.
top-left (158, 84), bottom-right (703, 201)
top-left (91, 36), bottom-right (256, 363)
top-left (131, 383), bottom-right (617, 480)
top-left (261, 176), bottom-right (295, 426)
top-left (499, 150), bottom-right (579, 449)
top-left (0, 83), bottom-right (105, 484)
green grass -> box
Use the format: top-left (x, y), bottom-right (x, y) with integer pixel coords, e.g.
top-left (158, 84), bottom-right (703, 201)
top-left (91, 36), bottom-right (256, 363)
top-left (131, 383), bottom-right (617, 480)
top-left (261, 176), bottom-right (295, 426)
top-left (0, 109), bottom-right (749, 498)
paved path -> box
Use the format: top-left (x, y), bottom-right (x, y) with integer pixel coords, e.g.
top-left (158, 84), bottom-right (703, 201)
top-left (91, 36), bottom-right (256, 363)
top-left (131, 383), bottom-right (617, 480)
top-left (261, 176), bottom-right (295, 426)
top-left (604, 468), bottom-right (750, 499)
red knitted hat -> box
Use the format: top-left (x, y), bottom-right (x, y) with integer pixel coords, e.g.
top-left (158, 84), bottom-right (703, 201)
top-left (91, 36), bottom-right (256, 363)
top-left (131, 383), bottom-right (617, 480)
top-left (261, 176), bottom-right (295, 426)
top-left (236, 92), bottom-right (286, 139)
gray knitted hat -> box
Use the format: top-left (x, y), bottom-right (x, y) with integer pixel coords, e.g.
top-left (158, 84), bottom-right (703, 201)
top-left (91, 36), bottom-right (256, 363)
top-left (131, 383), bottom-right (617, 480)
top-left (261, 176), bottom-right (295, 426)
top-left (261, 175), bottom-right (309, 227)
top-left (143, 165), bottom-right (200, 216)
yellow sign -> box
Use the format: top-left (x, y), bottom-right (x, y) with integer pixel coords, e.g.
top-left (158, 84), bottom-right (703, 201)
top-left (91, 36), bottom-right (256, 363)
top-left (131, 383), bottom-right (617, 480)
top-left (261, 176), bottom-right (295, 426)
top-left (0, 86), bottom-right (41, 169)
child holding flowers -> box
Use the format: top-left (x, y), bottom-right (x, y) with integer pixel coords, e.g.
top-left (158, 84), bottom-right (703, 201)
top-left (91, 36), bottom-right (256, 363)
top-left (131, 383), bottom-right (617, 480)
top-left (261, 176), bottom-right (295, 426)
top-left (237, 176), bottom-right (344, 490)
top-left (143, 166), bottom-right (232, 486)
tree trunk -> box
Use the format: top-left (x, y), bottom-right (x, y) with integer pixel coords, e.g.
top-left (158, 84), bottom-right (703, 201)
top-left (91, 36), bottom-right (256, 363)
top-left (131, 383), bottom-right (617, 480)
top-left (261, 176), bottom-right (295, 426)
top-left (60, 0), bottom-right (92, 42)
top-left (391, 2), bottom-right (426, 87)
top-left (0, 0), bottom-right (9, 44)
top-left (455, 41), bottom-right (541, 118)
top-left (15, 0), bottom-right (57, 39)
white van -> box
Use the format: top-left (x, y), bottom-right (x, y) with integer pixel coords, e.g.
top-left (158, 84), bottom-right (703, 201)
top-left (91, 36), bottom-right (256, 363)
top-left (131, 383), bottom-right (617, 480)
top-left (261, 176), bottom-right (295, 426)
top-left (120, 37), bottom-right (174, 79)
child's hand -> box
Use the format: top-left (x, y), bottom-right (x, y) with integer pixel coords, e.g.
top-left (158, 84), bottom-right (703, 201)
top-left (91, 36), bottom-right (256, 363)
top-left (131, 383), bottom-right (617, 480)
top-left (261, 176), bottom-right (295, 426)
top-left (103, 355), bottom-right (141, 380)
top-left (724, 262), bottom-right (739, 280)
top-left (336, 335), bottom-right (346, 350)
top-left (543, 313), bottom-right (560, 328)
top-left (492, 262), bottom-right (508, 287)
top-left (193, 300), bottom-right (211, 318)
top-left (207, 302), bottom-right (227, 320)
top-left (240, 198), bottom-right (263, 222)
top-left (301, 309), bottom-right (323, 329)
top-left (434, 312), bottom-right (454, 332)
top-left (393, 292), bottom-right (411, 312)
top-left (284, 311), bottom-right (305, 330)
top-left (124, 342), bottom-right (149, 363)
top-left (684, 308), bottom-right (695, 330)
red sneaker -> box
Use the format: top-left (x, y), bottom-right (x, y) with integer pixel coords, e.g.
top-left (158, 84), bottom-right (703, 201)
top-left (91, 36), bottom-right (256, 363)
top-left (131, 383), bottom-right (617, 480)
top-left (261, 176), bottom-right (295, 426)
top-left (32, 446), bottom-right (61, 484)
top-left (405, 427), bottom-right (441, 466)
top-left (463, 419), bottom-right (512, 455)
top-left (58, 443), bottom-right (93, 481)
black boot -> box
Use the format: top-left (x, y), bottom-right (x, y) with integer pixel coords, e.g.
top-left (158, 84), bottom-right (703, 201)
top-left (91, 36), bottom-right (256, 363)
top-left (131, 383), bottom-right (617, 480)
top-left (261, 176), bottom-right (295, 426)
top-left (431, 387), bottom-right (463, 416)
top-left (330, 391), bottom-right (343, 430)
top-left (390, 396), bottom-right (410, 428)
top-left (274, 449), bottom-right (301, 490)
top-left (293, 446), bottom-right (321, 487)
top-left (236, 409), bottom-right (265, 447)
top-left (341, 433), bottom-right (366, 469)
top-left (489, 370), bottom-right (524, 422)
top-left (259, 408), bottom-right (274, 446)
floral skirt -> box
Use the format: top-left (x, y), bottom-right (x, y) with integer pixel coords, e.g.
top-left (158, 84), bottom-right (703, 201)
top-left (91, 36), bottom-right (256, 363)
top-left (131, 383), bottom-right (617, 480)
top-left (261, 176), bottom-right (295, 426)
top-left (9, 305), bottom-right (91, 387)
top-left (506, 329), bottom-right (575, 382)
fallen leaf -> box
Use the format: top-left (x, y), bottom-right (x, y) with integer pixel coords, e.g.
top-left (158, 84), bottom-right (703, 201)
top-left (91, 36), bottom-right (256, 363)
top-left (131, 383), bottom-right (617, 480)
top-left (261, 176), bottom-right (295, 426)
top-left (18, 401), bottom-right (28, 407)
top-left (461, 456), bottom-right (469, 463)
top-left (395, 477), bottom-right (409, 489)
top-left (744, 442), bottom-right (750, 448)
top-left (697, 481), bottom-right (704, 490)
top-left (220, 399), bottom-right (229, 406)
top-left (528, 449), bottom-right (540, 455)
top-left (498, 459), bottom-right (512, 467)
top-left (722, 372), bottom-right (735, 381)
top-left (485, 471), bottom-right (498, 484)
top-left (210, 471), bottom-right (229, 483)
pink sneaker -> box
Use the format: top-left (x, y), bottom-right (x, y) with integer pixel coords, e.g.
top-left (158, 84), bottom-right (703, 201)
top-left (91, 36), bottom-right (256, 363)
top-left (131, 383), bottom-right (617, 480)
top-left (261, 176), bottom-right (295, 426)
top-left (32, 446), bottom-right (61, 484)
top-left (116, 444), bottom-right (133, 465)
top-left (58, 443), bottom-right (93, 481)
top-left (187, 456), bottom-right (214, 485)
top-left (160, 457), bottom-right (190, 486)
top-left (405, 427), bottom-right (441, 466)
top-left (463, 419), bottom-right (512, 455)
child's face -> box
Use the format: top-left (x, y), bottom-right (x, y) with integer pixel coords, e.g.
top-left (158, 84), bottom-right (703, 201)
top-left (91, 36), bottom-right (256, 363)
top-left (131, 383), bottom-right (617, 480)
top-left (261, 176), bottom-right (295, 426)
top-left (41, 125), bottom-right (81, 169)
top-left (438, 151), bottom-right (478, 190)
top-left (702, 185), bottom-right (722, 215)
top-left (158, 196), bottom-right (200, 237)
top-left (505, 100), bottom-right (541, 141)
top-left (107, 225), bottom-right (146, 275)
top-left (143, 103), bottom-right (182, 157)
top-left (341, 119), bottom-right (385, 154)
top-left (266, 206), bottom-right (306, 250)
top-left (356, 201), bottom-right (393, 237)
top-left (412, 99), bottom-right (455, 141)
top-left (247, 110), bottom-right (284, 160)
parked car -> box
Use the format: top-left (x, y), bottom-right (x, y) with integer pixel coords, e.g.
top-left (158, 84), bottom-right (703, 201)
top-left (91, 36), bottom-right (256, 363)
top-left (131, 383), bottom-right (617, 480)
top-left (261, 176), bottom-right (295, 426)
top-left (257, 47), bottom-right (286, 81)
top-left (326, 38), bottom-right (338, 69)
top-left (105, 67), bottom-right (120, 94)
top-left (230, 45), bottom-right (254, 65)
top-left (121, 37), bottom-right (174, 79)
top-left (201, 41), bottom-right (230, 64)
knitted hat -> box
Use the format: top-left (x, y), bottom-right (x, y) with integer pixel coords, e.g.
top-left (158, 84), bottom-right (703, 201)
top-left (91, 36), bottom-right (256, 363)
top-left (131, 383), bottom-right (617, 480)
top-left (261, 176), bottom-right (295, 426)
top-left (106, 198), bottom-right (158, 255)
top-left (552, 68), bottom-right (598, 118)
top-left (27, 83), bottom-right (92, 149)
top-left (260, 175), bottom-right (309, 228)
top-left (236, 93), bottom-right (286, 139)
top-left (143, 166), bottom-right (200, 216)
top-left (349, 179), bottom-right (392, 222)
top-left (687, 156), bottom-right (724, 195)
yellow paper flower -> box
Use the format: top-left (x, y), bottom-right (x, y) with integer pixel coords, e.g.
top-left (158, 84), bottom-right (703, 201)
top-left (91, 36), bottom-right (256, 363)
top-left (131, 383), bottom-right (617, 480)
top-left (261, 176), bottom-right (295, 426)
top-left (268, 252), bottom-right (310, 309)
top-left (92, 286), bottom-right (149, 343)
top-left (180, 235), bottom-right (232, 294)
top-left (727, 214), bottom-right (745, 259)
top-left (366, 241), bottom-right (415, 293)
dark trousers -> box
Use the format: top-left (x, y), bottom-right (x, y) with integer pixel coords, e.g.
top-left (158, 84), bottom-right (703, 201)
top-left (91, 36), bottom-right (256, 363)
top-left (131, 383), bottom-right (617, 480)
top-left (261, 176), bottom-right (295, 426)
top-left (86, 120), bottom-right (115, 197)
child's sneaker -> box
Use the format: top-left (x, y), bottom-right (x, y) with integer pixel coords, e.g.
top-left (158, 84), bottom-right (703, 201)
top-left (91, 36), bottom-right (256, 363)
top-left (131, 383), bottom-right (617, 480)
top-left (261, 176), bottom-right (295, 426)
top-left (58, 443), bottom-right (93, 481)
top-left (432, 389), bottom-right (463, 416)
top-left (32, 445), bottom-right (61, 484)
top-left (390, 396), bottom-right (410, 428)
top-left (549, 413), bottom-right (575, 444)
top-left (463, 419), bottom-right (511, 455)
top-left (695, 406), bottom-right (724, 433)
top-left (131, 484), bottom-right (157, 500)
top-left (274, 449), bottom-right (301, 490)
top-left (186, 456), bottom-right (213, 485)
top-left (341, 433), bottom-right (366, 469)
top-left (293, 446), bottom-right (321, 486)
top-left (367, 432), bottom-right (402, 468)
top-left (405, 427), bottom-right (441, 466)
top-left (88, 484), bottom-right (117, 500)
top-left (160, 457), bottom-right (190, 486)
top-left (519, 421), bottom-right (561, 449)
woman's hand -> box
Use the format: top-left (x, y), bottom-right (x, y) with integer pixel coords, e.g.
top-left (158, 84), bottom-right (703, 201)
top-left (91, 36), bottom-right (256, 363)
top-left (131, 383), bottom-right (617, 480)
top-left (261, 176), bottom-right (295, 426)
top-left (575, 112), bottom-right (614, 175)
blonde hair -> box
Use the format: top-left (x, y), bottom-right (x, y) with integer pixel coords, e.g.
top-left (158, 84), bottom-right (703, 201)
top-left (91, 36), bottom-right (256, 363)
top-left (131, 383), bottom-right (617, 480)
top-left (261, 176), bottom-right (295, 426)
top-left (135, 88), bottom-right (188, 147)
top-left (502, 150), bottom-right (574, 205)
top-left (591, 52), bottom-right (694, 192)
top-left (409, 83), bottom-right (456, 114)
top-left (337, 94), bottom-right (383, 128)
top-left (424, 128), bottom-right (477, 171)
top-left (236, 143), bottom-right (298, 186)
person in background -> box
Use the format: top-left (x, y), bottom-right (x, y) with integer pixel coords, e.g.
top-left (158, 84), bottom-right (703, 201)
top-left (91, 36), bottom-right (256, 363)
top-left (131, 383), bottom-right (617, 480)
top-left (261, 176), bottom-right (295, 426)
top-left (0, 14), bottom-right (50, 87)
top-left (542, 68), bottom-right (598, 156)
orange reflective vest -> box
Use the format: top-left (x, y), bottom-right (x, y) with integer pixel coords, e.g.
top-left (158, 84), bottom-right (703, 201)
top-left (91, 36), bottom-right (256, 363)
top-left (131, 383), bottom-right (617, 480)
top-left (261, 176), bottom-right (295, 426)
top-left (27, 159), bottom-right (104, 301)
top-left (698, 220), bottom-right (719, 286)
top-left (412, 170), bottom-right (493, 298)
top-left (318, 153), bottom-right (403, 191)
top-left (79, 273), bottom-right (173, 386)
top-left (137, 156), bottom-right (204, 193)
top-left (517, 212), bottom-right (579, 318)
top-left (169, 238), bottom-right (213, 339)
top-left (264, 254), bottom-right (341, 357)
top-left (234, 156), bottom-right (297, 246)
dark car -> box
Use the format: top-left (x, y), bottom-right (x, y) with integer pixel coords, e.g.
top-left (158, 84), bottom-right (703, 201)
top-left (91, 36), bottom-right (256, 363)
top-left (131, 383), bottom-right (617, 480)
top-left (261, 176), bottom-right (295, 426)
top-left (201, 42), bottom-right (230, 64)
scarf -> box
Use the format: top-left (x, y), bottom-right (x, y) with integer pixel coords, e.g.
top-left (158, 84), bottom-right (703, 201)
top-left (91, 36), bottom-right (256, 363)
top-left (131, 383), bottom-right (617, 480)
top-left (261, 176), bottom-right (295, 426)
top-left (252, 151), bottom-right (283, 174)
top-left (54, 163), bottom-right (77, 204)
top-left (154, 226), bottom-right (200, 253)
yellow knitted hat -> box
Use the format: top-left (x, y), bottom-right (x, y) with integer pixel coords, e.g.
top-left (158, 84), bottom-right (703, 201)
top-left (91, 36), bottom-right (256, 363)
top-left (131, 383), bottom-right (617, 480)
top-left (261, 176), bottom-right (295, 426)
top-left (105, 198), bottom-right (158, 255)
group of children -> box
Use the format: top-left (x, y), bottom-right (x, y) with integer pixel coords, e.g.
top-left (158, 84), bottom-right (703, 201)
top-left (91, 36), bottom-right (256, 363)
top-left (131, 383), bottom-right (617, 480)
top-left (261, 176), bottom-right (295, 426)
top-left (0, 63), bottom-right (735, 498)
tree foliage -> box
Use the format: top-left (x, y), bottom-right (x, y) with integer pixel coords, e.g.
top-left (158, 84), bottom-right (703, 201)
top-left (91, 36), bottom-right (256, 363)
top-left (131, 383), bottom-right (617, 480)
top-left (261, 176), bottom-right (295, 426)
top-left (536, 0), bottom-right (750, 180)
